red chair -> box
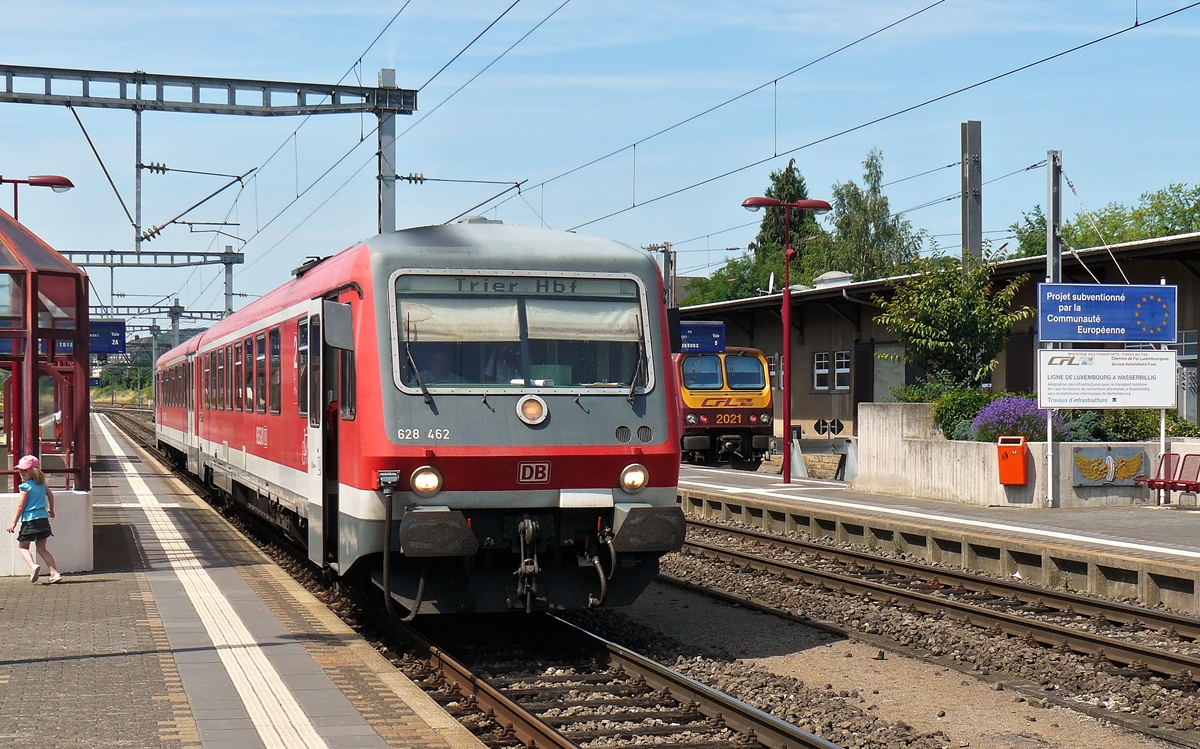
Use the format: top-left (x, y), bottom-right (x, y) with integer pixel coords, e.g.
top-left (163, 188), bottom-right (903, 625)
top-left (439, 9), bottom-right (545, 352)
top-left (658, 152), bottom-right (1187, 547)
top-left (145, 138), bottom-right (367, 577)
top-left (1135, 452), bottom-right (1179, 504)
top-left (1169, 454), bottom-right (1200, 495)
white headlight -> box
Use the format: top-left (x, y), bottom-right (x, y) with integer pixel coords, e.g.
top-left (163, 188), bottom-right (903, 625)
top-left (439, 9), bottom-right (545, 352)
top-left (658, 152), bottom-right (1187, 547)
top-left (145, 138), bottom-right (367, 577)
top-left (685, 413), bottom-right (698, 425)
top-left (516, 394), bottom-right (548, 425)
top-left (410, 466), bottom-right (443, 498)
top-left (619, 463), bottom-right (648, 494)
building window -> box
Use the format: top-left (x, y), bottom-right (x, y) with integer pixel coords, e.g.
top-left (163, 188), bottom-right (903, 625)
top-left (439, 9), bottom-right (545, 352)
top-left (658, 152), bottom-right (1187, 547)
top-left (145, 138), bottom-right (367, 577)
top-left (834, 350), bottom-right (851, 390)
top-left (1175, 330), bottom-right (1198, 361)
top-left (813, 352), bottom-right (829, 391)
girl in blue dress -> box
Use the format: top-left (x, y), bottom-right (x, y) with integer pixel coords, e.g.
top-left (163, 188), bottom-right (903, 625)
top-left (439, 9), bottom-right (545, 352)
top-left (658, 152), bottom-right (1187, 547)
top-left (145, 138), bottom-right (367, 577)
top-left (6, 455), bottom-right (61, 583)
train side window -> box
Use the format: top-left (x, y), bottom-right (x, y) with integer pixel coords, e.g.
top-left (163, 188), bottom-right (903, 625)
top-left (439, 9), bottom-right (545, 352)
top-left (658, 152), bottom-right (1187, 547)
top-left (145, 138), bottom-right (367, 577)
top-left (298, 318), bottom-right (309, 417)
top-left (217, 348), bottom-right (225, 410)
top-left (203, 353), bottom-right (211, 410)
top-left (269, 327), bottom-right (281, 415)
top-left (243, 339), bottom-right (253, 411)
top-left (340, 350), bottom-right (356, 420)
top-left (225, 345), bottom-right (233, 409)
top-left (255, 333), bottom-right (267, 413)
top-left (309, 315), bottom-right (321, 427)
top-left (234, 344), bottom-right (243, 411)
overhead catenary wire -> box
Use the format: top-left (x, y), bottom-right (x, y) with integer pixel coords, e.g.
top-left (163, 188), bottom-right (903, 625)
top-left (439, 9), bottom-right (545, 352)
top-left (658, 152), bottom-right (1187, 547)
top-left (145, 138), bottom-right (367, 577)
top-left (563, 3), bottom-right (1200, 232)
top-left (1062, 168), bottom-right (1131, 283)
top-left (488, 0), bottom-right (948, 215)
top-left (68, 105), bottom-right (135, 229)
top-left (419, 0), bottom-right (522, 90)
top-left (881, 161), bottom-right (959, 188)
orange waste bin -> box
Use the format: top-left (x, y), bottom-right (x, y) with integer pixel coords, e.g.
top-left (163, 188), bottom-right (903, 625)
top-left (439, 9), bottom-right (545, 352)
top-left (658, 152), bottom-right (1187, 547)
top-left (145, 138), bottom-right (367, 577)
top-left (997, 436), bottom-right (1028, 485)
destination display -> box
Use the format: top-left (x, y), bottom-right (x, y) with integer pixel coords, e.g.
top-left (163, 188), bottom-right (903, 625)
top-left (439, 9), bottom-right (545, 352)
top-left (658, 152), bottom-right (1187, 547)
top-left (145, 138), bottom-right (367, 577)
top-left (679, 321), bottom-right (725, 353)
top-left (1037, 349), bottom-right (1177, 409)
top-left (1038, 283), bottom-right (1177, 343)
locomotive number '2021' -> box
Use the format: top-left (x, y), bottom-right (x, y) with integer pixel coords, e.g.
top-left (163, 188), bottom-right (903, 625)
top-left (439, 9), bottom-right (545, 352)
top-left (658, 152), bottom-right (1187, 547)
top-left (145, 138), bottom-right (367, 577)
top-left (715, 413), bottom-right (742, 425)
top-left (397, 428), bottom-right (451, 440)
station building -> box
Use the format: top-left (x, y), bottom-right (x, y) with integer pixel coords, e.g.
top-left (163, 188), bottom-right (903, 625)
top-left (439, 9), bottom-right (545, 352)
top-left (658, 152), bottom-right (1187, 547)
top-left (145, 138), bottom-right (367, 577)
top-left (678, 231), bottom-right (1200, 441)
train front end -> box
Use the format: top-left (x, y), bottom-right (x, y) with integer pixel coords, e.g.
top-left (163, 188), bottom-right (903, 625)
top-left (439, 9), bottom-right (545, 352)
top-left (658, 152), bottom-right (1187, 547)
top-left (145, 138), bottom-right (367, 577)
top-left (676, 348), bottom-right (773, 469)
top-left (353, 223), bottom-right (683, 615)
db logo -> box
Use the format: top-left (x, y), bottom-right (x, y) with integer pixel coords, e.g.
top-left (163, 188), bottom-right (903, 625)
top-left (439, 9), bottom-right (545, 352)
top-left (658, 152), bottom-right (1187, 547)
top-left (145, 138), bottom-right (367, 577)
top-left (518, 461), bottom-right (550, 484)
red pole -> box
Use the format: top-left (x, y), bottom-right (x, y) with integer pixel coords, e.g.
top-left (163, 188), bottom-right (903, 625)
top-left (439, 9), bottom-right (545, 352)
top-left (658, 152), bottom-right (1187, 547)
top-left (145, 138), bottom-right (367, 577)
top-left (781, 206), bottom-right (792, 484)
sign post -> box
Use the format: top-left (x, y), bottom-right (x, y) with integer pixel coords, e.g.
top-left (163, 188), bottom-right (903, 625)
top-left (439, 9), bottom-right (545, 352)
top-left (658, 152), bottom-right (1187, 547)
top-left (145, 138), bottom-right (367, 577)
top-left (1036, 283), bottom-right (1178, 506)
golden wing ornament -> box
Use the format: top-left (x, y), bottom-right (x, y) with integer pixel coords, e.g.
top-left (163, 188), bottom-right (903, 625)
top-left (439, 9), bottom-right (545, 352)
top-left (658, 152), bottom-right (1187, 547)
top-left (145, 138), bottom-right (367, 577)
top-left (1075, 454), bottom-right (1109, 481)
top-left (1114, 453), bottom-right (1145, 481)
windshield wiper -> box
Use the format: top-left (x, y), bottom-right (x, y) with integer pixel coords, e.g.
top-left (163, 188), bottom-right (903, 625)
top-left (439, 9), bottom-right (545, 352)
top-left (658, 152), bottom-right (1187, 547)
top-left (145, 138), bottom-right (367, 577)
top-left (627, 336), bottom-right (646, 404)
top-left (405, 338), bottom-right (432, 404)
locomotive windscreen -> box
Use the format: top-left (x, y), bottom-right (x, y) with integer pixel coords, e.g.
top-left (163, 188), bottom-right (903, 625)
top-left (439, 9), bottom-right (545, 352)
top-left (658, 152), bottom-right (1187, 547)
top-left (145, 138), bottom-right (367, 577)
top-left (393, 272), bottom-right (652, 390)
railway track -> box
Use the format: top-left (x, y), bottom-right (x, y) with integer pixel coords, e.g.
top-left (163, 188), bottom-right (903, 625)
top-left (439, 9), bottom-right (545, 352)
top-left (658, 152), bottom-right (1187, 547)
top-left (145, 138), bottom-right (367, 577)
top-left (98, 409), bottom-right (843, 749)
top-left (680, 519), bottom-right (1200, 685)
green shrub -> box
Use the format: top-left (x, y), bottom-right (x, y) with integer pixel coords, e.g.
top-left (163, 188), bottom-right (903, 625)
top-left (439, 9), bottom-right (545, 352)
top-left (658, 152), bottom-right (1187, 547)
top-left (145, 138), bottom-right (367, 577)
top-left (950, 419), bottom-right (974, 441)
top-left (1098, 409), bottom-right (1160, 442)
top-left (934, 388), bottom-right (996, 439)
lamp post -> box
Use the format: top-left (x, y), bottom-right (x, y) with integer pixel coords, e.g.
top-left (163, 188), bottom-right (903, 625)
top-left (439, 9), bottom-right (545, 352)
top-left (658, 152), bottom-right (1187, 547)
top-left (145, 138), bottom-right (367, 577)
top-left (742, 196), bottom-right (831, 483)
top-left (0, 174), bottom-right (74, 222)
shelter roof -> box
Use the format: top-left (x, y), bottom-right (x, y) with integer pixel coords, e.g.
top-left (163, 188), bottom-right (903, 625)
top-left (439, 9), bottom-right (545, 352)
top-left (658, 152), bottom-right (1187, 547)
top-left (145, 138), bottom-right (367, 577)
top-left (0, 209), bottom-right (81, 274)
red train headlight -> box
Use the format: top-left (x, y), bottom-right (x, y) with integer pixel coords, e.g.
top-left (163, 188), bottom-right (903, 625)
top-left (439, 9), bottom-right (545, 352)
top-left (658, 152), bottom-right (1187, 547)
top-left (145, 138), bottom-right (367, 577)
top-left (749, 414), bottom-right (758, 423)
top-left (619, 463), bottom-right (648, 494)
top-left (699, 414), bottom-right (709, 424)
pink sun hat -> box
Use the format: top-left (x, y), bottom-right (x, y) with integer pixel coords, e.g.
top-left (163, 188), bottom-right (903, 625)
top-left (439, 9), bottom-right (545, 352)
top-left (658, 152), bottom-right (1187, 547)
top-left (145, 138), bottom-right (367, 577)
top-left (16, 455), bottom-right (40, 471)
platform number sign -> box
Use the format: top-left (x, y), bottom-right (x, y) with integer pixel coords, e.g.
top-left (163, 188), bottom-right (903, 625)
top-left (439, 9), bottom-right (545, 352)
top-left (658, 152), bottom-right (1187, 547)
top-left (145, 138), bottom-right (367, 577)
top-left (89, 319), bottom-right (127, 354)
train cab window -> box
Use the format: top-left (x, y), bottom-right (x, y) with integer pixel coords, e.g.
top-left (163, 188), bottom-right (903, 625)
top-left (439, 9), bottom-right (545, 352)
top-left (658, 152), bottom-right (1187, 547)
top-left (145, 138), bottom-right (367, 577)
top-left (297, 318), bottom-right (309, 417)
top-left (395, 276), bottom-right (647, 390)
top-left (255, 333), bottom-right (267, 413)
top-left (340, 350), bottom-right (356, 420)
top-left (680, 355), bottom-right (723, 390)
top-left (309, 316), bottom-right (321, 427)
top-left (725, 354), bottom-right (766, 390)
top-left (243, 339), bottom-right (253, 412)
top-left (234, 345), bottom-right (243, 411)
top-left (269, 327), bottom-right (281, 414)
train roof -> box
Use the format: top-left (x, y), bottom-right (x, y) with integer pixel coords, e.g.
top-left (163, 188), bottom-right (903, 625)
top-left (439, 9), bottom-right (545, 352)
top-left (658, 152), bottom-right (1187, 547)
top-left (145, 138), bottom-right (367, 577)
top-left (156, 222), bottom-right (659, 367)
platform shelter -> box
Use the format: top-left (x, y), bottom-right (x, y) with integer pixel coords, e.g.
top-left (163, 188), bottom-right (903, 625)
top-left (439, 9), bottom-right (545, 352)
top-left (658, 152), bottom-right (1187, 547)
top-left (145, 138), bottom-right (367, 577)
top-left (0, 208), bottom-right (89, 491)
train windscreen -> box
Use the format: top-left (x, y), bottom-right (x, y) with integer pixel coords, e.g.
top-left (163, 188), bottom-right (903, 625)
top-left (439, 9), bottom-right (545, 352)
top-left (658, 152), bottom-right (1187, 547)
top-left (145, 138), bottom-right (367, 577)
top-left (724, 354), bottom-right (766, 389)
top-left (395, 274), bottom-right (650, 390)
top-left (680, 355), bottom-right (723, 389)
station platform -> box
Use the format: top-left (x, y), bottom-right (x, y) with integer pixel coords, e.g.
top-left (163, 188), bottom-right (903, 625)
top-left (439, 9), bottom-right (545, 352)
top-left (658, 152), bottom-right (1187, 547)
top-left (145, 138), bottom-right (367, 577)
top-left (679, 465), bottom-right (1200, 613)
top-left (0, 414), bottom-right (484, 749)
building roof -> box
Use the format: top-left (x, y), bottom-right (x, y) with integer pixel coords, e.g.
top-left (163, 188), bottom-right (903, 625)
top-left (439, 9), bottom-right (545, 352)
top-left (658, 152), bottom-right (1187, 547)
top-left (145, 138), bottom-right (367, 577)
top-left (680, 231), bottom-right (1200, 317)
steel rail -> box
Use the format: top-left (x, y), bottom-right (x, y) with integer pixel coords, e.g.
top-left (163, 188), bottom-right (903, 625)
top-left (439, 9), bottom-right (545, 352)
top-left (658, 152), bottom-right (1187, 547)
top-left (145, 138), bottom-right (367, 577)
top-left (552, 617), bottom-right (841, 749)
top-left (682, 537), bottom-right (1200, 682)
top-left (689, 519), bottom-right (1200, 641)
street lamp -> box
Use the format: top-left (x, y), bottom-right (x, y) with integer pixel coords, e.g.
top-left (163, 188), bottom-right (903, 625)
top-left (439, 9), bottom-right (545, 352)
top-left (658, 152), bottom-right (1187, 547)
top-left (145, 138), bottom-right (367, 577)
top-left (0, 174), bottom-right (74, 222)
top-left (742, 196), bottom-right (832, 483)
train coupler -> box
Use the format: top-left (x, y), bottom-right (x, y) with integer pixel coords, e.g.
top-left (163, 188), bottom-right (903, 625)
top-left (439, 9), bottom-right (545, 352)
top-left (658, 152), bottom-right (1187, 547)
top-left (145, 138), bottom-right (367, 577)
top-left (513, 518), bottom-right (542, 613)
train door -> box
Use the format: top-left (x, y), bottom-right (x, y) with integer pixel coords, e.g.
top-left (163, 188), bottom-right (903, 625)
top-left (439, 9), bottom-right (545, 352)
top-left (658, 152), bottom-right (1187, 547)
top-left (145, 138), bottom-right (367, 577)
top-left (304, 298), bottom-right (354, 569)
top-left (186, 354), bottom-right (200, 475)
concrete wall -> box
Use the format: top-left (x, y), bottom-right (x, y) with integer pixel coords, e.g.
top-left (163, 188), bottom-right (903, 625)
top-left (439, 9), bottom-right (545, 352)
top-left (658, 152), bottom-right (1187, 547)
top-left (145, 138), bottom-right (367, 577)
top-left (0, 491), bottom-right (93, 575)
top-left (852, 402), bottom-right (1162, 508)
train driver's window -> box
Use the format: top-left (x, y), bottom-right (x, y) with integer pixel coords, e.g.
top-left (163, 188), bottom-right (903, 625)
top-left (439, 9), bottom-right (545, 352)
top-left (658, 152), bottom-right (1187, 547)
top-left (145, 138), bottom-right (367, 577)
top-left (269, 327), bottom-right (281, 414)
top-left (681, 355), bottom-right (723, 390)
top-left (255, 332), bottom-right (267, 413)
top-left (340, 349), bottom-right (356, 420)
top-left (309, 316), bottom-right (321, 427)
top-left (725, 354), bottom-right (766, 390)
top-left (298, 318), bottom-right (309, 417)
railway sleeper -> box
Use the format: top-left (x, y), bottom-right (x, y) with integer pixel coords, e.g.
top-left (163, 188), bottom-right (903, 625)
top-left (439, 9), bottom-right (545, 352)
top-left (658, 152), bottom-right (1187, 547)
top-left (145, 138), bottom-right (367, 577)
top-left (561, 718), bottom-right (729, 742)
top-left (538, 708), bottom-right (705, 727)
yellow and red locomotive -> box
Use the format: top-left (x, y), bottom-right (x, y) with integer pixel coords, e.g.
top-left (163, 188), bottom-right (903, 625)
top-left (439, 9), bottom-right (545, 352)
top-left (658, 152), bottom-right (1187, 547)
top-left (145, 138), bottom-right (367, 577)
top-left (673, 331), bottom-right (773, 470)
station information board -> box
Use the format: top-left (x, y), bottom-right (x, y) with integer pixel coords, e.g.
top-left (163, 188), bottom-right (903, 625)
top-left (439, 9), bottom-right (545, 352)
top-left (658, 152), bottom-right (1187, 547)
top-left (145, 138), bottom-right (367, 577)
top-left (1037, 349), bottom-right (1177, 409)
top-left (679, 321), bottom-right (725, 353)
top-left (90, 319), bottom-right (127, 354)
top-left (1038, 283), bottom-right (1177, 343)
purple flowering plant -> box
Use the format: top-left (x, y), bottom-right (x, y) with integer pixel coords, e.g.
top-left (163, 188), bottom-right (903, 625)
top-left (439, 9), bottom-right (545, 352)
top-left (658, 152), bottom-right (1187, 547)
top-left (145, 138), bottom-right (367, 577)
top-left (970, 395), bottom-right (1067, 442)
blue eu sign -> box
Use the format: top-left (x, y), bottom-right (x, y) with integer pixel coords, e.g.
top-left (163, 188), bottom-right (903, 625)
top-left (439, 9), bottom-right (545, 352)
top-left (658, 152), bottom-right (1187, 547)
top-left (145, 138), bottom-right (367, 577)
top-left (90, 320), bottom-right (127, 354)
top-left (679, 321), bottom-right (725, 353)
top-left (1038, 283), bottom-right (1176, 343)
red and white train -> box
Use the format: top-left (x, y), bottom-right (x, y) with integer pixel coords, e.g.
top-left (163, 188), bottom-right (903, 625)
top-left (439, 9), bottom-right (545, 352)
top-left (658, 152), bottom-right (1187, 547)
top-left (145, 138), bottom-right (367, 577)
top-left (156, 219), bottom-right (685, 615)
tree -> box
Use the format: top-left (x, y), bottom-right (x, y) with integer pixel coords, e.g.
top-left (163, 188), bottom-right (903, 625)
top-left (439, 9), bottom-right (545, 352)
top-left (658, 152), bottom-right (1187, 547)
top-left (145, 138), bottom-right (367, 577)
top-left (1009, 182), bottom-right (1200, 258)
top-left (826, 149), bottom-right (923, 280)
top-left (873, 254), bottom-right (1034, 387)
top-left (683, 158), bottom-right (829, 305)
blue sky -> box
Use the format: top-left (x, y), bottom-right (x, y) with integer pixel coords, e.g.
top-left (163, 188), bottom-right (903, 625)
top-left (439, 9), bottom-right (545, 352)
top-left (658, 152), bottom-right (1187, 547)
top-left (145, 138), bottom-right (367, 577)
top-left (2, 1), bottom-right (1198, 317)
